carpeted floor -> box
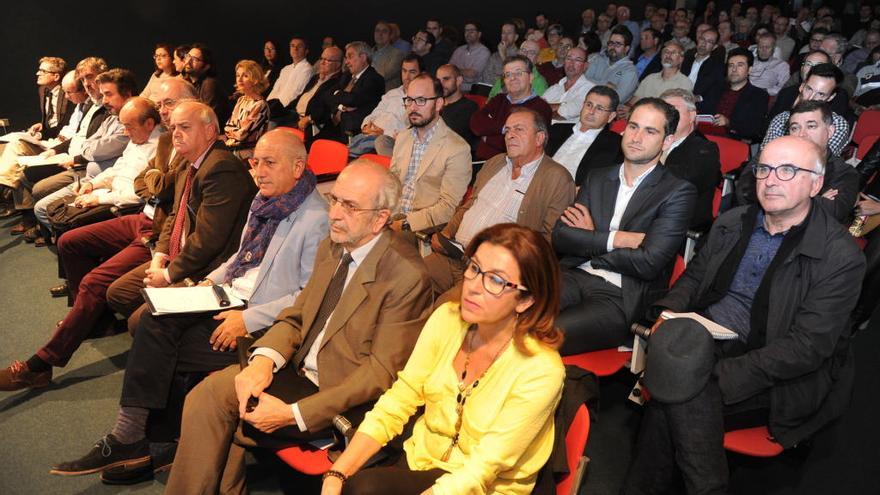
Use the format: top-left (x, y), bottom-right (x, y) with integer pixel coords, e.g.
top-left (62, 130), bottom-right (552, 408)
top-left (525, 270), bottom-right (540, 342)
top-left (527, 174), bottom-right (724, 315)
top-left (0, 212), bottom-right (877, 494)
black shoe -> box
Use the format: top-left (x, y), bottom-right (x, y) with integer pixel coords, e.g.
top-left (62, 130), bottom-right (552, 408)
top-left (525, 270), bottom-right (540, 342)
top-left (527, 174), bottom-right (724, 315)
top-left (23, 227), bottom-right (39, 243)
top-left (49, 282), bottom-right (68, 298)
top-left (49, 435), bottom-right (151, 476)
top-left (100, 441), bottom-right (176, 485)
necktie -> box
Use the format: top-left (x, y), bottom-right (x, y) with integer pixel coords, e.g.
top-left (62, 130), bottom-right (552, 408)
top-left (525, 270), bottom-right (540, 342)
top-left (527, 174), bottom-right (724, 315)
top-left (291, 252), bottom-right (353, 370)
top-left (344, 75), bottom-right (359, 93)
top-left (168, 166), bottom-right (196, 259)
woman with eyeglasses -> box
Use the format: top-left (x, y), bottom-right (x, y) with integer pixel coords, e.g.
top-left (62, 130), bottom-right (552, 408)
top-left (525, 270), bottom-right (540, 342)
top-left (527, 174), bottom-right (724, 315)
top-left (321, 223), bottom-right (565, 495)
top-left (140, 43), bottom-right (177, 103)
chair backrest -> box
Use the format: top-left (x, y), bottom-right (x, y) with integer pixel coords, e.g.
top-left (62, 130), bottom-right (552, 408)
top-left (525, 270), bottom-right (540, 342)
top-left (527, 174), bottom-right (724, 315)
top-left (276, 126), bottom-right (306, 142)
top-left (670, 254), bottom-right (686, 288)
top-left (609, 119), bottom-right (627, 134)
top-left (308, 139), bottom-right (349, 176)
top-left (463, 93), bottom-right (488, 109)
top-left (853, 109), bottom-right (880, 146)
top-left (857, 134), bottom-right (880, 160)
top-left (359, 153), bottom-right (392, 168)
top-left (705, 134), bottom-right (749, 174)
top-left (557, 404), bottom-right (591, 495)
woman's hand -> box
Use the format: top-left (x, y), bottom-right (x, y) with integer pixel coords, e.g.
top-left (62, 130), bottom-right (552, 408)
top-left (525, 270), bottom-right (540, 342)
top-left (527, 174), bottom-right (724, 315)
top-left (320, 476), bottom-right (344, 495)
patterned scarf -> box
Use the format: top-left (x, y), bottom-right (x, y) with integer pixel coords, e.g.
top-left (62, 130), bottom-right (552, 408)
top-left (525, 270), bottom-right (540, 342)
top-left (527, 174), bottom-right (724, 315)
top-left (224, 170), bottom-right (317, 283)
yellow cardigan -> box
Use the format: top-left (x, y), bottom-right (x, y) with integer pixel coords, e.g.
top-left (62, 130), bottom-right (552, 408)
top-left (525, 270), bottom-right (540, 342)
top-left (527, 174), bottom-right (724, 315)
top-left (357, 303), bottom-right (565, 495)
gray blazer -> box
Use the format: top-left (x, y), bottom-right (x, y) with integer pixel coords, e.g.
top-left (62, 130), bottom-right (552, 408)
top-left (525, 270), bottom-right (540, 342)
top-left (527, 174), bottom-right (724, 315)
top-left (206, 188), bottom-right (329, 332)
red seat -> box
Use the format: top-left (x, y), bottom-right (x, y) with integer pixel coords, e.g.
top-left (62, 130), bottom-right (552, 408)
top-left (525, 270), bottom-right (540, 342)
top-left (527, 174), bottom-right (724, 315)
top-left (670, 254), bottom-right (686, 287)
top-left (562, 348), bottom-right (632, 377)
top-left (852, 109), bottom-right (880, 146)
top-left (308, 139), bottom-right (349, 176)
top-left (723, 426), bottom-right (784, 457)
top-left (556, 404), bottom-right (591, 495)
top-left (359, 153), bottom-right (392, 168)
top-left (275, 444), bottom-right (333, 475)
top-left (463, 93), bottom-right (488, 109)
top-left (857, 134), bottom-right (880, 160)
top-left (705, 134), bottom-right (749, 174)
top-left (609, 119), bottom-right (627, 134)
top-left (276, 126), bottom-right (306, 142)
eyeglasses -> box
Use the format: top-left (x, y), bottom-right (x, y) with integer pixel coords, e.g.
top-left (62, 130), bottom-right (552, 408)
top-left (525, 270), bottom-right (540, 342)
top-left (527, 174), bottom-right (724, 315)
top-left (36, 68), bottom-right (58, 75)
top-left (184, 54), bottom-right (204, 64)
top-left (157, 98), bottom-right (178, 109)
top-left (752, 163), bottom-right (822, 181)
top-left (607, 40), bottom-right (626, 47)
top-left (503, 69), bottom-right (529, 79)
top-left (584, 100), bottom-right (612, 113)
top-left (325, 193), bottom-right (384, 214)
top-left (153, 53), bottom-right (170, 60)
top-left (412, 36), bottom-right (428, 43)
top-left (462, 258), bottom-right (529, 295)
top-left (564, 56), bottom-right (586, 63)
top-left (802, 60), bottom-right (819, 67)
top-left (402, 96), bottom-right (440, 107)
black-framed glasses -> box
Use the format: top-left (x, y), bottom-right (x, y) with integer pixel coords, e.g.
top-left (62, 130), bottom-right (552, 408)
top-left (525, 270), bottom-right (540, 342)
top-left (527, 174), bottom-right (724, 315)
top-left (462, 258), bottom-right (529, 295)
top-left (324, 193), bottom-right (384, 214)
top-left (402, 96), bottom-right (440, 107)
top-left (752, 163), bottom-right (822, 181)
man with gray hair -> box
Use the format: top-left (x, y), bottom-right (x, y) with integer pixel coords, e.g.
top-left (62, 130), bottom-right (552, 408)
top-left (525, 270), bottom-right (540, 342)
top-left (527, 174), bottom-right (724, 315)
top-left (749, 33), bottom-right (790, 96)
top-left (541, 46), bottom-right (595, 124)
top-left (322, 41), bottom-right (385, 142)
top-left (622, 40), bottom-right (692, 114)
top-left (29, 56), bottom-right (72, 140)
top-left (372, 21), bottom-right (406, 91)
top-left (164, 160), bottom-right (433, 492)
top-left (821, 33), bottom-right (859, 97)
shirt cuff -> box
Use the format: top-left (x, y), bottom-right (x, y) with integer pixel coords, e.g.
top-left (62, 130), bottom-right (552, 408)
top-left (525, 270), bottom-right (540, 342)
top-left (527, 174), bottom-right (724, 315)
top-left (250, 347), bottom-right (287, 372)
top-left (606, 231), bottom-right (617, 252)
top-left (162, 268), bottom-right (171, 284)
top-left (291, 403), bottom-right (308, 432)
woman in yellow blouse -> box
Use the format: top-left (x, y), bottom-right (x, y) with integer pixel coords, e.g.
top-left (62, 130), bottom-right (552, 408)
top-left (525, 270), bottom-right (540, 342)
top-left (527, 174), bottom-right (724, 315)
top-left (321, 223), bottom-right (565, 495)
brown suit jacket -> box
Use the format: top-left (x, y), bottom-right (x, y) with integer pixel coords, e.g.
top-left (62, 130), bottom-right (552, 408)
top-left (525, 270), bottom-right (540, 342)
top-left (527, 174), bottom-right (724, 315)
top-left (389, 119), bottom-right (472, 231)
top-left (155, 142), bottom-right (257, 282)
top-left (133, 131), bottom-right (187, 241)
top-left (445, 153), bottom-right (575, 242)
top-left (251, 231), bottom-right (433, 430)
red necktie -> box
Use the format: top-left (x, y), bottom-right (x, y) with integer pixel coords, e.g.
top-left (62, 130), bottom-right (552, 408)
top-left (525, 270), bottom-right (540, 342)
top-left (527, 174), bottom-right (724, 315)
top-left (168, 166), bottom-right (196, 259)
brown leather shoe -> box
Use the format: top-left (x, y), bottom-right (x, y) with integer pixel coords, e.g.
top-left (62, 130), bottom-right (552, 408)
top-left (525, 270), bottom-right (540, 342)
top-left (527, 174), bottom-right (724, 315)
top-left (0, 360), bottom-right (52, 391)
top-left (23, 227), bottom-right (39, 243)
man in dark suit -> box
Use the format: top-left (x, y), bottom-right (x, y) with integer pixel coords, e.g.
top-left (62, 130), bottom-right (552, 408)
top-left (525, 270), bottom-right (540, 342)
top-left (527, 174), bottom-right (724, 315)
top-left (163, 161), bottom-right (433, 493)
top-left (548, 85), bottom-right (625, 185)
top-left (32, 56), bottom-right (72, 141)
top-left (553, 98), bottom-right (697, 354)
top-left (319, 41), bottom-right (385, 143)
top-left (634, 28), bottom-right (663, 82)
top-left (106, 100), bottom-right (256, 332)
top-left (711, 48), bottom-right (769, 143)
top-left (660, 88), bottom-right (721, 231)
top-left (681, 28), bottom-right (726, 114)
top-left (269, 46), bottom-right (343, 140)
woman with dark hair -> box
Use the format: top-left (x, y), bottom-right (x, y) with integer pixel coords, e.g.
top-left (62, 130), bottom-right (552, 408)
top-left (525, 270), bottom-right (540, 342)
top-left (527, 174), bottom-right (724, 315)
top-left (261, 39), bottom-right (282, 91)
top-left (140, 43), bottom-right (177, 102)
top-left (172, 44), bottom-right (190, 76)
top-left (321, 223), bottom-right (565, 495)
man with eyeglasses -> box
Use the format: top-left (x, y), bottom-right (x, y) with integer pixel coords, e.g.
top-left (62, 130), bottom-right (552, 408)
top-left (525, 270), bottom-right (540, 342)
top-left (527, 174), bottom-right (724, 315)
top-left (553, 98), bottom-right (695, 355)
top-left (547, 85), bottom-right (623, 184)
top-left (272, 46), bottom-right (344, 139)
top-left (542, 47), bottom-right (594, 124)
top-left (738, 101), bottom-right (859, 224)
top-left (266, 37), bottom-right (314, 120)
top-left (762, 63), bottom-right (850, 156)
top-left (681, 28), bottom-right (727, 114)
top-left (537, 36), bottom-right (575, 86)
top-left (623, 135), bottom-right (864, 494)
top-left (411, 30), bottom-right (444, 76)
top-left (49, 129), bottom-right (328, 483)
top-left (182, 43), bottom-right (229, 123)
top-left (387, 73), bottom-right (470, 235)
top-left (486, 39), bottom-right (549, 99)
top-left (163, 160), bottom-right (432, 492)
top-left (584, 25), bottom-right (639, 103)
top-left (30, 57), bottom-right (71, 141)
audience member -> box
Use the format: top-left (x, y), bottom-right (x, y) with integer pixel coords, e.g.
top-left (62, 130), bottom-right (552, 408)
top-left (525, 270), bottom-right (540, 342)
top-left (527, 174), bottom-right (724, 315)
top-left (542, 47), bottom-right (594, 124)
top-left (711, 48), bottom-right (769, 142)
top-left (773, 15), bottom-right (796, 62)
top-left (634, 28), bottom-right (663, 81)
top-left (821, 33), bottom-right (859, 98)
top-left (584, 25), bottom-right (640, 103)
top-left (266, 37), bottom-right (314, 119)
top-left (322, 41), bottom-right (385, 143)
top-left (436, 65), bottom-right (479, 152)
top-left (182, 43), bottom-right (229, 122)
top-left (748, 33), bottom-right (790, 96)
top-left (538, 24), bottom-right (566, 64)
top-left (164, 161), bottom-right (433, 493)
top-left (482, 21), bottom-right (520, 86)
top-left (30, 56), bottom-right (72, 141)
top-left (260, 39), bottom-right (281, 90)
top-left (140, 44), bottom-right (177, 103)
top-left (224, 60), bottom-right (270, 159)
top-left (773, 52), bottom-right (850, 120)
top-left (449, 21), bottom-right (491, 92)
top-left (425, 18), bottom-right (455, 63)
top-left (682, 28), bottom-right (727, 113)
top-left (623, 40), bottom-right (692, 112)
top-left (172, 45), bottom-right (189, 74)
top-left (487, 40), bottom-right (549, 99)
top-left (373, 21), bottom-right (406, 91)
top-left (388, 22), bottom-right (411, 54)
top-left (411, 30), bottom-right (444, 76)
top-left (537, 36), bottom-right (574, 87)
top-left (552, 98), bottom-right (696, 354)
top-left (281, 46), bottom-right (344, 140)
top-left (843, 30), bottom-right (880, 74)
top-left (595, 13), bottom-right (613, 48)
top-left (672, 20), bottom-right (695, 52)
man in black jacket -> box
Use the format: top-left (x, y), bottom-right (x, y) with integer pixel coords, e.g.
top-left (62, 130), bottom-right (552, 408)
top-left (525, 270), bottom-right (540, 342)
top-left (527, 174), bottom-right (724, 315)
top-left (623, 136), bottom-right (865, 495)
top-left (711, 48), bottom-right (769, 143)
top-left (681, 28), bottom-right (726, 114)
top-left (319, 41), bottom-right (385, 143)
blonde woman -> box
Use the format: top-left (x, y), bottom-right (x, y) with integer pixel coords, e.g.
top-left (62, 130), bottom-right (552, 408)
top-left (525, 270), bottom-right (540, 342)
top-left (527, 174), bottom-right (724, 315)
top-left (224, 60), bottom-right (270, 159)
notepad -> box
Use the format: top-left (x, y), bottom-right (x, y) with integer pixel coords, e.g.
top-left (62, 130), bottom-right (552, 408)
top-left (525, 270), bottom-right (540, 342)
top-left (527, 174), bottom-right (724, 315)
top-left (141, 286), bottom-right (244, 315)
top-left (0, 131), bottom-right (50, 148)
top-left (18, 152), bottom-right (72, 168)
top-left (660, 311), bottom-right (739, 340)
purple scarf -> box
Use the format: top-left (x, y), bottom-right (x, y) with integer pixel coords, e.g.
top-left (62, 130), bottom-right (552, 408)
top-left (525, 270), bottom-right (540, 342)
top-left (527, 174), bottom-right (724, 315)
top-left (224, 170), bottom-right (317, 283)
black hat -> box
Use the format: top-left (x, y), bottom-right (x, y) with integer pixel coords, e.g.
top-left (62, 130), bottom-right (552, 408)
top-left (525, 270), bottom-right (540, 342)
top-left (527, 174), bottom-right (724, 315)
top-left (643, 318), bottom-right (716, 404)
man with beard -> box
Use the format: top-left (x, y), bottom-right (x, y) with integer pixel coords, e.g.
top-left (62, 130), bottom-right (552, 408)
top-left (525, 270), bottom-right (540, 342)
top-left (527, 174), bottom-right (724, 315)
top-left (182, 43), bottom-right (229, 122)
top-left (621, 40), bottom-right (692, 114)
top-left (388, 74), bottom-right (471, 235)
top-left (436, 64), bottom-right (478, 149)
top-left (584, 25), bottom-right (640, 103)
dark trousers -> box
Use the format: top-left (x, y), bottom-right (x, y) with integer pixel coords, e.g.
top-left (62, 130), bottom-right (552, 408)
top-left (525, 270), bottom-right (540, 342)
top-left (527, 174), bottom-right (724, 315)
top-left (557, 268), bottom-right (629, 355)
top-left (36, 214), bottom-right (152, 367)
top-left (344, 454), bottom-right (446, 495)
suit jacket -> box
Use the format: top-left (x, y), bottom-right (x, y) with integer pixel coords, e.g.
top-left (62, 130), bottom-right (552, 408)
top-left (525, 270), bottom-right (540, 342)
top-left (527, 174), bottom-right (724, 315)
top-left (324, 66), bottom-right (385, 136)
top-left (546, 125), bottom-right (624, 185)
top-left (206, 189), bottom-right (329, 332)
top-left (726, 82), bottom-right (769, 142)
top-left (446, 153), bottom-right (575, 243)
top-left (193, 75), bottom-right (230, 124)
top-left (38, 85), bottom-right (72, 140)
top-left (552, 165), bottom-right (696, 323)
top-left (285, 72), bottom-right (343, 124)
top-left (389, 119), bottom-right (472, 231)
top-left (133, 131), bottom-right (188, 241)
top-left (681, 50), bottom-right (727, 114)
top-left (251, 231), bottom-right (433, 430)
top-left (155, 143), bottom-right (257, 282)
top-left (663, 131), bottom-right (721, 231)
top-left (635, 52), bottom-right (663, 82)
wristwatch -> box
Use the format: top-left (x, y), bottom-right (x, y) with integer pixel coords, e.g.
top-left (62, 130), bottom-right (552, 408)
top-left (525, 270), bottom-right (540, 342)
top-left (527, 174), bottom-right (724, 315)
top-left (401, 219), bottom-right (411, 231)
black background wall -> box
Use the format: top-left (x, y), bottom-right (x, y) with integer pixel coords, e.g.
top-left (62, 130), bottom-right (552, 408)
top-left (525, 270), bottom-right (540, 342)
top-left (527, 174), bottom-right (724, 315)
top-left (0, 0), bottom-right (647, 130)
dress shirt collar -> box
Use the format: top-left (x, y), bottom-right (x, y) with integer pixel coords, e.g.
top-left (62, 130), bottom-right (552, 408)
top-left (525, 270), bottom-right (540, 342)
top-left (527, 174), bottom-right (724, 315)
top-left (345, 230), bottom-right (385, 266)
top-left (618, 162), bottom-right (657, 188)
top-left (507, 91), bottom-right (538, 104)
top-left (506, 153), bottom-right (543, 181)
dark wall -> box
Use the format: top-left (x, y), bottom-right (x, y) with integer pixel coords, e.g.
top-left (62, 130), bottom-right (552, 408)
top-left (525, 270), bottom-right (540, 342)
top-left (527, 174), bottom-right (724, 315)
top-left (0, 0), bottom-right (646, 129)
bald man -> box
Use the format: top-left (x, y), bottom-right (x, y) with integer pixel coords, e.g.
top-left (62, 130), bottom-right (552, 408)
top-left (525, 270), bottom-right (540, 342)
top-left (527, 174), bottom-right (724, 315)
top-left (51, 130), bottom-right (329, 482)
top-left (623, 136), bottom-right (866, 494)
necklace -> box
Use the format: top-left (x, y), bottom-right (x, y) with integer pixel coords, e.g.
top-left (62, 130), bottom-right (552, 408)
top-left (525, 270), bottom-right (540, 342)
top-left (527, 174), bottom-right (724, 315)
top-left (441, 326), bottom-right (514, 461)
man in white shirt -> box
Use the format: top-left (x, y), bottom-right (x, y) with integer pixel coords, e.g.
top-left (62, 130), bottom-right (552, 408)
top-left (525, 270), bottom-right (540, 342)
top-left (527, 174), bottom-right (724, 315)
top-left (550, 85), bottom-right (622, 183)
top-left (542, 47), bottom-right (595, 124)
top-left (749, 33), bottom-right (790, 96)
top-left (266, 37), bottom-right (314, 117)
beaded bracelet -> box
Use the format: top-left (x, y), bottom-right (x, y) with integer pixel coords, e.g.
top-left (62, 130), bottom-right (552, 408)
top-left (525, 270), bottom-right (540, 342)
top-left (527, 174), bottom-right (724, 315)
top-left (322, 469), bottom-right (348, 483)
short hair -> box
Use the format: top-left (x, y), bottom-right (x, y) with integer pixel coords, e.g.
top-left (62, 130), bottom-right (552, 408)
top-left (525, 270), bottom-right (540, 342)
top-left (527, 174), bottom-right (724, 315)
top-left (345, 41), bottom-right (373, 64)
top-left (702, 28), bottom-right (719, 41)
top-left (806, 62), bottom-right (843, 86)
top-left (662, 39), bottom-right (685, 53)
top-left (153, 43), bottom-right (176, 76)
top-left (803, 49), bottom-right (832, 64)
top-left (174, 44), bottom-right (191, 61)
top-left (464, 19), bottom-right (482, 32)
top-left (402, 53), bottom-right (425, 73)
top-left (727, 47), bottom-right (754, 67)
top-left (438, 63), bottom-right (461, 78)
top-left (757, 31), bottom-right (777, 44)
top-left (610, 24), bottom-right (634, 47)
top-left (96, 68), bottom-right (138, 97)
top-left (75, 57), bottom-right (108, 77)
top-left (823, 33), bottom-right (848, 55)
top-left (660, 87), bottom-right (697, 111)
top-left (580, 31), bottom-right (603, 55)
top-left (642, 28), bottom-right (661, 44)
top-left (631, 97), bottom-right (679, 137)
top-left (410, 73), bottom-right (443, 97)
top-left (418, 30), bottom-right (436, 48)
top-left (159, 77), bottom-right (198, 100)
top-left (463, 223), bottom-right (563, 353)
top-left (547, 23), bottom-right (564, 36)
top-left (587, 84), bottom-right (620, 111)
top-left (789, 100), bottom-right (833, 126)
top-left (235, 59), bottom-right (270, 94)
top-left (810, 27), bottom-right (830, 38)
top-left (509, 106), bottom-right (548, 146)
top-left (504, 54), bottom-right (534, 74)
top-left (125, 96), bottom-right (161, 125)
top-left (39, 57), bottom-right (66, 74)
